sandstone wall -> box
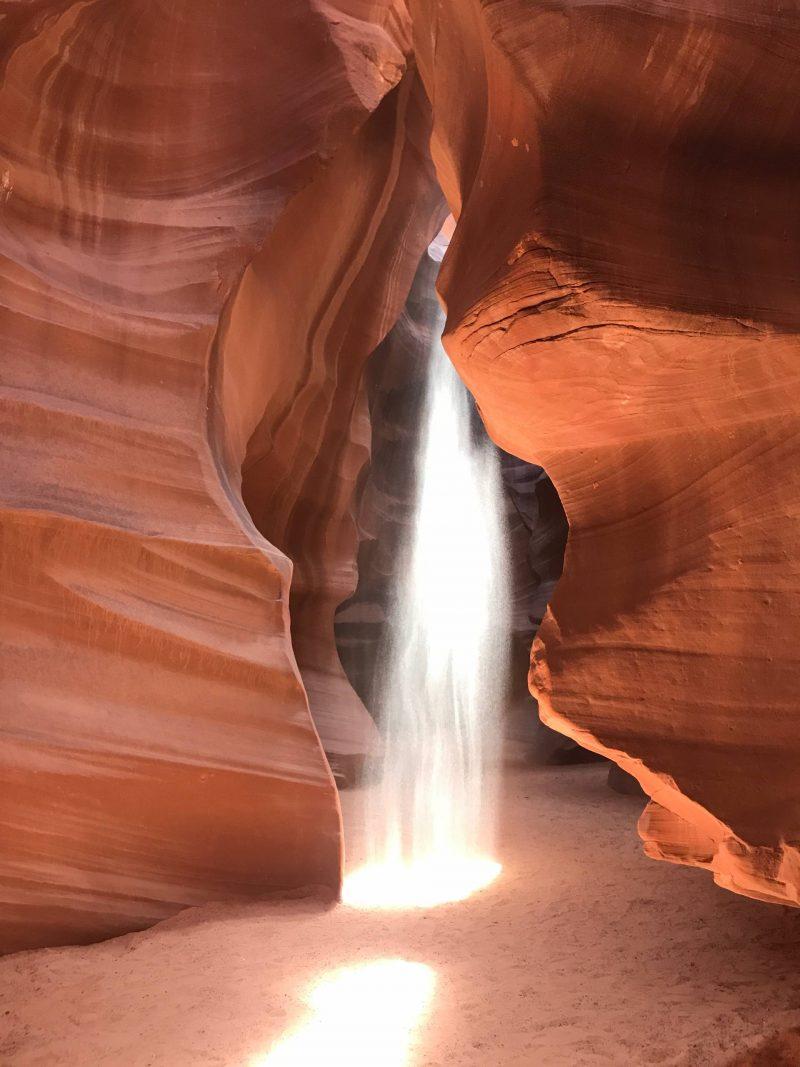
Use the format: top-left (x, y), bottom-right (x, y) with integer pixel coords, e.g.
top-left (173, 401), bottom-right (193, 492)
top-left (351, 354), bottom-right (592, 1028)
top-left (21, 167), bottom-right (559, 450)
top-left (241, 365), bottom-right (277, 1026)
top-left (0, 0), bottom-right (427, 952)
top-left (221, 73), bottom-right (445, 774)
top-left (5, 0), bottom-right (800, 955)
top-left (410, 0), bottom-right (800, 905)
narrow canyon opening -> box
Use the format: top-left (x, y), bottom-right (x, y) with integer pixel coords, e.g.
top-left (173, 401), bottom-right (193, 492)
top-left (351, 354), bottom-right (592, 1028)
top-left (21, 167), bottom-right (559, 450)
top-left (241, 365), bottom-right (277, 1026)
top-left (334, 236), bottom-right (572, 793)
top-left (329, 234), bottom-right (576, 912)
top-left (231, 213), bottom-right (578, 915)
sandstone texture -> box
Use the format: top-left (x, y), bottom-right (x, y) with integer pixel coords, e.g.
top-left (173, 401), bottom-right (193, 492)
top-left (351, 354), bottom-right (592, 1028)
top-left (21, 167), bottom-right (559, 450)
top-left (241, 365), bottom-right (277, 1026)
top-left (3, 765), bottom-right (800, 1067)
top-left (409, 0), bottom-right (800, 905)
top-left (0, 0), bottom-right (439, 952)
top-left (3, 0), bottom-right (800, 956)
top-left (224, 73), bottom-right (444, 771)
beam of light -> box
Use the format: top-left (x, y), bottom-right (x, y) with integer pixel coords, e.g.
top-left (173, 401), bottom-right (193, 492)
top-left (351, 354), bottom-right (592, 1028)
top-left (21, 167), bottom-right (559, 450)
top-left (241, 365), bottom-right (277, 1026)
top-left (342, 854), bottom-right (501, 910)
top-left (347, 275), bottom-right (511, 910)
top-left (256, 960), bottom-right (436, 1067)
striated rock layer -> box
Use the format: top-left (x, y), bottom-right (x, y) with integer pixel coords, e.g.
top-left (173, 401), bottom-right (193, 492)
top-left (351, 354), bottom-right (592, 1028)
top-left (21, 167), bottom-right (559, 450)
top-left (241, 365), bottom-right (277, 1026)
top-left (5, 0), bottom-right (800, 954)
top-left (0, 0), bottom-right (437, 952)
top-left (410, 0), bottom-right (800, 905)
top-left (224, 72), bottom-right (445, 773)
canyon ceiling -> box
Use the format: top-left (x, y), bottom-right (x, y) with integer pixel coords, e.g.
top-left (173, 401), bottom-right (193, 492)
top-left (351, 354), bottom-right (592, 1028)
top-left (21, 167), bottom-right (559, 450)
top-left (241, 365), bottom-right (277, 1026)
top-left (1, 0), bottom-right (799, 953)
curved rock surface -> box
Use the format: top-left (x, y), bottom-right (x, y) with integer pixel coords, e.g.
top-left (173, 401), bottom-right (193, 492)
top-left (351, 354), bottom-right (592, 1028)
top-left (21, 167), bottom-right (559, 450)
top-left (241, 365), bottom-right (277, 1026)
top-left (223, 72), bottom-right (445, 772)
top-left (409, 0), bottom-right (800, 905)
top-left (4, 0), bottom-right (800, 954)
top-left (0, 0), bottom-right (434, 952)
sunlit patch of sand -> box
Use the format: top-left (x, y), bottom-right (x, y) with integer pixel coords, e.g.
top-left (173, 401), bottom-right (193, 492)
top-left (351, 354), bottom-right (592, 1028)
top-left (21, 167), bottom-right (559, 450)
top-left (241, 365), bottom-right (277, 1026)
top-left (343, 854), bottom-right (501, 910)
top-left (257, 959), bottom-right (436, 1067)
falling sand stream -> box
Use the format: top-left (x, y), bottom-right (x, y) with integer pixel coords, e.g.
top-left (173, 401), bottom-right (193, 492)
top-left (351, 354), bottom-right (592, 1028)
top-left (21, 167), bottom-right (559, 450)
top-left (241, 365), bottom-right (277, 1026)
top-left (344, 323), bottom-right (511, 910)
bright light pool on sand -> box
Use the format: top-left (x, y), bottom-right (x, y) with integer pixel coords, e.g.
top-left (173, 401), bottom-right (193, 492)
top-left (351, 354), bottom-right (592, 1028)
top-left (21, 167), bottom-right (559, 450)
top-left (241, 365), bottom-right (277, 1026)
top-left (343, 855), bottom-right (502, 910)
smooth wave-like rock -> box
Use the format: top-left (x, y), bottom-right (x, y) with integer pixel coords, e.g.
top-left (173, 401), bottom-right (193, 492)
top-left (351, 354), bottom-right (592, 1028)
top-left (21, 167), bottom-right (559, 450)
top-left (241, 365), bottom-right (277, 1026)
top-left (5, 0), bottom-right (800, 957)
top-left (0, 0), bottom-right (429, 952)
top-left (222, 71), bottom-right (445, 773)
top-left (409, 0), bottom-right (800, 905)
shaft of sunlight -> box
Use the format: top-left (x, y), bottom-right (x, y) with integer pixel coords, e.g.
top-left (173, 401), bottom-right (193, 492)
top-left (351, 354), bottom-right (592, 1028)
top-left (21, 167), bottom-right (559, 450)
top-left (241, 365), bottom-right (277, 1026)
top-left (344, 300), bottom-right (510, 910)
top-left (257, 960), bottom-right (436, 1067)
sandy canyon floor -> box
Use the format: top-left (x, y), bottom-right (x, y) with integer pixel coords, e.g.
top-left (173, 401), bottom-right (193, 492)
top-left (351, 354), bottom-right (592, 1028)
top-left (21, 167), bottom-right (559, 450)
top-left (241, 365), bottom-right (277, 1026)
top-left (1, 762), bottom-right (799, 1066)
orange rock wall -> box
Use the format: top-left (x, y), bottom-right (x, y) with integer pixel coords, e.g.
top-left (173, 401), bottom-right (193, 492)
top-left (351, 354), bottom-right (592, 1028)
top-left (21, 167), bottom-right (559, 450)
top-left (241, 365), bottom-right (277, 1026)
top-left (4, 0), bottom-right (800, 956)
top-left (410, 0), bottom-right (800, 905)
top-left (221, 72), bottom-right (445, 768)
top-left (0, 0), bottom-right (427, 952)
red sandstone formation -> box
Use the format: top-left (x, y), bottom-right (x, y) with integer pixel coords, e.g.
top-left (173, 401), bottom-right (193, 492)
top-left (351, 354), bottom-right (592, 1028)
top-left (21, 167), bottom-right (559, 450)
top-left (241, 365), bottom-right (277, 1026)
top-left (0, 0), bottom-right (439, 953)
top-left (728, 1028), bottom-right (800, 1065)
top-left (3, 0), bottom-right (800, 956)
top-left (409, 0), bottom-right (800, 906)
top-left (221, 73), bottom-right (444, 773)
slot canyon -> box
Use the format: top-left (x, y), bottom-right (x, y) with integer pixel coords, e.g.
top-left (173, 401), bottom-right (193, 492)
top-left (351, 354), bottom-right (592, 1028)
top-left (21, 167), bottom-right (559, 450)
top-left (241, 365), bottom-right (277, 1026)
top-left (2, 1), bottom-right (800, 1064)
